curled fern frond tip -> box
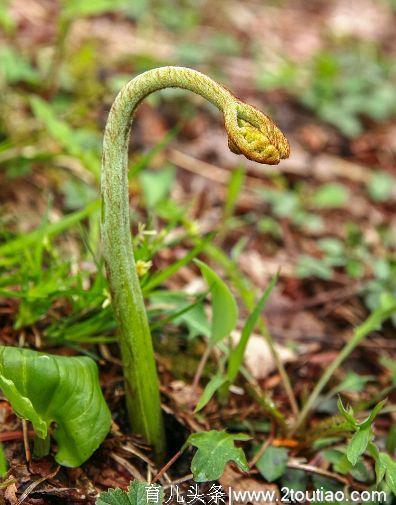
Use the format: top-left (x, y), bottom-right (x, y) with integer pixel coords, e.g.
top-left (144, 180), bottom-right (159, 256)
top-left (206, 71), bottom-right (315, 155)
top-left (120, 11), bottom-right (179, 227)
top-left (224, 101), bottom-right (290, 165)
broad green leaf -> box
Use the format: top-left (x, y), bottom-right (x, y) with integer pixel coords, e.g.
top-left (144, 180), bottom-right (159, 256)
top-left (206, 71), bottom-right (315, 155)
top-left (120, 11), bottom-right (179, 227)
top-left (194, 260), bottom-right (238, 344)
top-left (324, 447), bottom-right (370, 482)
top-left (194, 374), bottom-right (227, 413)
top-left (97, 481), bottom-right (164, 505)
top-left (346, 427), bottom-right (372, 466)
top-left (0, 346), bottom-right (111, 467)
top-left (383, 454), bottom-right (396, 495)
top-left (349, 460), bottom-right (371, 483)
top-left (280, 469), bottom-right (307, 493)
top-left (322, 449), bottom-right (352, 475)
top-left (256, 445), bottom-right (288, 482)
top-left (227, 275), bottom-right (277, 383)
top-left (183, 430), bottom-right (250, 482)
top-left (375, 452), bottom-right (388, 485)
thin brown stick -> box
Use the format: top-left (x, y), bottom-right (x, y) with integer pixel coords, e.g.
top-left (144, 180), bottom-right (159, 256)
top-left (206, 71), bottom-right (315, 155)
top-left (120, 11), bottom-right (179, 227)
top-left (248, 435), bottom-right (274, 468)
top-left (152, 450), bottom-right (182, 484)
top-left (0, 431), bottom-right (35, 442)
top-left (258, 317), bottom-right (299, 417)
top-left (110, 452), bottom-right (145, 481)
top-left (287, 461), bottom-right (348, 486)
top-left (192, 345), bottom-right (212, 390)
top-left (21, 420), bottom-right (31, 465)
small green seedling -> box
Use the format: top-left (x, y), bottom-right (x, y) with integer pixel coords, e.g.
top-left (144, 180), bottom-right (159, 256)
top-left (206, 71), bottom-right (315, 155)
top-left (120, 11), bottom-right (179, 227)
top-left (337, 398), bottom-right (396, 494)
top-left (338, 397), bottom-right (386, 467)
top-left (0, 346), bottom-right (111, 467)
top-left (182, 430), bottom-right (250, 482)
top-left (101, 65), bottom-right (290, 457)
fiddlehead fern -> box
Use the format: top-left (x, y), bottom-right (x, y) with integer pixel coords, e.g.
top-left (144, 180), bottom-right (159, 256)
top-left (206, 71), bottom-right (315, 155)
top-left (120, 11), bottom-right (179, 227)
top-left (224, 100), bottom-right (289, 164)
top-left (101, 66), bottom-right (289, 459)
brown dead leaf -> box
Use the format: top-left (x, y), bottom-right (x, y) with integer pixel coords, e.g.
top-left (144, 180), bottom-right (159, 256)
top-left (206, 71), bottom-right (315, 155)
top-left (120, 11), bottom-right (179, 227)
top-left (4, 479), bottom-right (18, 505)
top-left (169, 381), bottom-right (201, 410)
top-left (231, 332), bottom-right (296, 380)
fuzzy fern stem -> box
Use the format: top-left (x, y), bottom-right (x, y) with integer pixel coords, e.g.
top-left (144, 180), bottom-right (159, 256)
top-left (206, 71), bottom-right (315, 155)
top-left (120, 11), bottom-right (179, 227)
top-left (101, 66), bottom-right (289, 459)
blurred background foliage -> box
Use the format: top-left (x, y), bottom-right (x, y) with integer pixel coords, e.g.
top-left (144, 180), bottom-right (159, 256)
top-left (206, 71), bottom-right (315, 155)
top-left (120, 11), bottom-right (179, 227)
top-left (0, 0), bottom-right (395, 338)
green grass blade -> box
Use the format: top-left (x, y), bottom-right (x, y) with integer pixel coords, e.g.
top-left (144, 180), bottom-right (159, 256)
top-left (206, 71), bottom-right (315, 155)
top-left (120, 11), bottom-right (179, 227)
top-left (227, 274), bottom-right (278, 383)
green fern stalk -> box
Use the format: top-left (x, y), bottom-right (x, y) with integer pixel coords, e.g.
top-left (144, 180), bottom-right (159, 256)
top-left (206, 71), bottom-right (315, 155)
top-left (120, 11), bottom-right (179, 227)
top-left (101, 66), bottom-right (289, 458)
